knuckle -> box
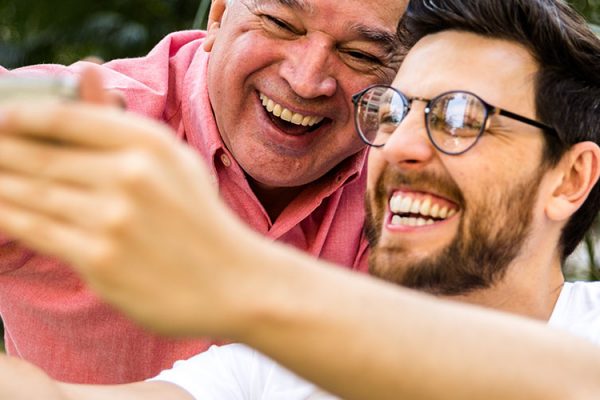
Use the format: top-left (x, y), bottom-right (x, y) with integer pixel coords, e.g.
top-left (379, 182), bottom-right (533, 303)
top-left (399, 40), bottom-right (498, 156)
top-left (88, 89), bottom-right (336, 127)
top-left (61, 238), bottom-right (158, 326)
top-left (85, 238), bottom-right (118, 271)
top-left (100, 196), bottom-right (135, 233)
top-left (115, 150), bottom-right (155, 188)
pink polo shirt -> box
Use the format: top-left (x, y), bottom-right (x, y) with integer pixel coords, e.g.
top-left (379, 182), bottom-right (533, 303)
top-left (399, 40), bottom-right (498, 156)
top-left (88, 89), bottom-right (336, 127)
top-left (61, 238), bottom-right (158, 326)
top-left (0, 31), bottom-right (369, 384)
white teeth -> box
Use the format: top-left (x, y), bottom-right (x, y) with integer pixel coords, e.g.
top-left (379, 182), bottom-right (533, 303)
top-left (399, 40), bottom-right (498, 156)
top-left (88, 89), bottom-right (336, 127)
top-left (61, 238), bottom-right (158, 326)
top-left (388, 193), bottom-right (458, 225)
top-left (291, 113), bottom-right (303, 124)
top-left (259, 93), bottom-right (324, 127)
top-left (400, 197), bottom-right (412, 213)
top-left (266, 99), bottom-right (275, 112)
top-left (430, 203), bottom-right (440, 218)
top-left (439, 207), bottom-right (448, 219)
top-left (281, 108), bottom-right (292, 122)
top-left (410, 199), bottom-right (421, 214)
top-left (420, 197), bottom-right (431, 216)
top-left (390, 215), bottom-right (438, 227)
top-left (390, 196), bottom-right (402, 213)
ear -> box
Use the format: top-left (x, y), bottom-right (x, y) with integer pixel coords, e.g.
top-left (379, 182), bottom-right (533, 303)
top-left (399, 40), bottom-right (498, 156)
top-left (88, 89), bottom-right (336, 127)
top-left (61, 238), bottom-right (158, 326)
top-left (545, 141), bottom-right (600, 222)
top-left (202, 0), bottom-right (228, 52)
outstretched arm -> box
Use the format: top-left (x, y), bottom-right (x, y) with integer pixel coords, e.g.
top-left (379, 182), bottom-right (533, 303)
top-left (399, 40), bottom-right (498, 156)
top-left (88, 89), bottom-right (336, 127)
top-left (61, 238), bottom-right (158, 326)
top-left (0, 354), bottom-right (192, 400)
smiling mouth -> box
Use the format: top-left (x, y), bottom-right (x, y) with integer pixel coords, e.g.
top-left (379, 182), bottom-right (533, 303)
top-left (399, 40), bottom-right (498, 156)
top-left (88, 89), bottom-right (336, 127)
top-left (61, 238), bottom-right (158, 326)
top-left (259, 93), bottom-right (328, 135)
top-left (389, 192), bottom-right (459, 227)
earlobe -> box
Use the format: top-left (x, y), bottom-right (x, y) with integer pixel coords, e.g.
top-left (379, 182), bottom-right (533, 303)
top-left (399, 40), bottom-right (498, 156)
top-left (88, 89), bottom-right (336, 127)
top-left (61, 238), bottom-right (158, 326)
top-left (545, 142), bottom-right (600, 221)
top-left (202, 0), bottom-right (228, 52)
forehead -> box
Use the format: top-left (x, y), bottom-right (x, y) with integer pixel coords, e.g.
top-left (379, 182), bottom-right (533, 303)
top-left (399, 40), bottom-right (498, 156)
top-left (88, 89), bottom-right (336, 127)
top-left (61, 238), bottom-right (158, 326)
top-left (251, 0), bottom-right (406, 34)
top-left (394, 30), bottom-right (538, 111)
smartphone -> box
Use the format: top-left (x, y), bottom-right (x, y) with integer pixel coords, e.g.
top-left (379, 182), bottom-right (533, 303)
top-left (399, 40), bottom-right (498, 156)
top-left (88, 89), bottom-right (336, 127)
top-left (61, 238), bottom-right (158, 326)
top-left (0, 76), bottom-right (79, 103)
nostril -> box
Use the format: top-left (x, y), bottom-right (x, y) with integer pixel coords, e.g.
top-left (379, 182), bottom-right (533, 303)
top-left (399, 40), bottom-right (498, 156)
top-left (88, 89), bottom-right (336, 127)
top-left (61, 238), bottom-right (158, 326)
top-left (279, 61), bottom-right (337, 99)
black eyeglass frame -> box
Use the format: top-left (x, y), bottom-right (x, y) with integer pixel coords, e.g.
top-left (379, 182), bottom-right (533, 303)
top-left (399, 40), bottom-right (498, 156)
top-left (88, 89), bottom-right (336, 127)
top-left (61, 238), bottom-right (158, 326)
top-left (351, 84), bottom-right (559, 155)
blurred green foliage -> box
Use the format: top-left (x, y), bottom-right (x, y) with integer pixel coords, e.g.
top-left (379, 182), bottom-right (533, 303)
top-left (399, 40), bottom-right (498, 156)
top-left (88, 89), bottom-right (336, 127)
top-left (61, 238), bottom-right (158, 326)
top-left (571, 0), bottom-right (600, 23)
top-left (0, 0), bottom-right (209, 68)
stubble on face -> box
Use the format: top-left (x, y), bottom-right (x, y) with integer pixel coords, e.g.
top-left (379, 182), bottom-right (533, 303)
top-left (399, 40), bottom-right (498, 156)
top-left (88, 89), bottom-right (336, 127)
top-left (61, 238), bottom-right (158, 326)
top-left (366, 166), bottom-right (544, 296)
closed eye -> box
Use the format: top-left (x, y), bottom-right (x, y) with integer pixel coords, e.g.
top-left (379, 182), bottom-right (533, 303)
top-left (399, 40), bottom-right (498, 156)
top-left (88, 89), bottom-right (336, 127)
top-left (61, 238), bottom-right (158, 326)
top-left (343, 49), bottom-right (381, 65)
top-left (263, 14), bottom-right (300, 35)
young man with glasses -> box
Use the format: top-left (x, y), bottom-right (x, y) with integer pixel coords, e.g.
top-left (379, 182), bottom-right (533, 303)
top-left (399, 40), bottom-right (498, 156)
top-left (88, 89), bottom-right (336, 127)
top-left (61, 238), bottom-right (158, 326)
top-left (0, 0), bottom-right (599, 399)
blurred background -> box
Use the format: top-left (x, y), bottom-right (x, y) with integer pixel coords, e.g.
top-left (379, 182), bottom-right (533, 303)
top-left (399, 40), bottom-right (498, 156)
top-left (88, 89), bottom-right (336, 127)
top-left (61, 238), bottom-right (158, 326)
top-left (1, 0), bottom-right (599, 68)
top-left (0, 0), bottom-right (209, 68)
top-left (0, 0), bottom-right (599, 347)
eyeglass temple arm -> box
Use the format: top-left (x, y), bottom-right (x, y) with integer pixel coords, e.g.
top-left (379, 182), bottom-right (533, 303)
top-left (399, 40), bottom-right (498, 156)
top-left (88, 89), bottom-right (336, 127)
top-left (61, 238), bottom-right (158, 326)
top-left (496, 108), bottom-right (555, 132)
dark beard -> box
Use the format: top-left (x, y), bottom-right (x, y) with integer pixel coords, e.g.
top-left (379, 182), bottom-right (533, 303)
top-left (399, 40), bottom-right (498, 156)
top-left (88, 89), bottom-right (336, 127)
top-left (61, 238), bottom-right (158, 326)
top-left (365, 168), bottom-right (543, 296)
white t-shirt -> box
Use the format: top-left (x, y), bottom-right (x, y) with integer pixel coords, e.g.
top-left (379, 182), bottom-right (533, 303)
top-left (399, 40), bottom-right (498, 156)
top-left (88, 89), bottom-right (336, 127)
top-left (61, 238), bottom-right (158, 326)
top-left (548, 281), bottom-right (600, 345)
top-left (151, 281), bottom-right (600, 400)
top-left (150, 343), bottom-right (337, 399)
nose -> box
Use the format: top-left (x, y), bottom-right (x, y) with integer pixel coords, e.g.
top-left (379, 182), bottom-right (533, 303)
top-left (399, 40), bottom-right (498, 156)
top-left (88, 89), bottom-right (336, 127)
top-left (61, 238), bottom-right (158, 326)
top-left (279, 33), bottom-right (337, 99)
top-left (379, 105), bottom-right (436, 168)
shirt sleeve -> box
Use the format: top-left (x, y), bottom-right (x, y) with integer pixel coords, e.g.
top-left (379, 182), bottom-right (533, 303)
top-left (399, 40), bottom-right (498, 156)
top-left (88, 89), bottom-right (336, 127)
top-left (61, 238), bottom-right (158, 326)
top-left (147, 344), bottom-right (260, 400)
top-left (148, 343), bottom-right (336, 400)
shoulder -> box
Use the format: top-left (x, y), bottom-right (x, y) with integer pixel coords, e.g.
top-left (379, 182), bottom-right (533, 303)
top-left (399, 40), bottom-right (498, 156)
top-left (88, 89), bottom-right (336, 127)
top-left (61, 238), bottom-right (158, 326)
top-left (550, 281), bottom-right (600, 346)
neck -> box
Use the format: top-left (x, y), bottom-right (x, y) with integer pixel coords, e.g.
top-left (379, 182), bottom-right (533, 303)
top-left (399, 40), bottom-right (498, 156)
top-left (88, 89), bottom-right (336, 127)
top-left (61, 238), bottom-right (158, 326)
top-left (444, 251), bottom-right (565, 322)
top-left (249, 179), bottom-right (305, 221)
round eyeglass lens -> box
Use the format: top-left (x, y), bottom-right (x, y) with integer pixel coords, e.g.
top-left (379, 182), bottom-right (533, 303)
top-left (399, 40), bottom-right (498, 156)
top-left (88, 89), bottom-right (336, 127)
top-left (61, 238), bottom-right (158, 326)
top-left (356, 86), bottom-right (407, 146)
top-left (427, 92), bottom-right (487, 154)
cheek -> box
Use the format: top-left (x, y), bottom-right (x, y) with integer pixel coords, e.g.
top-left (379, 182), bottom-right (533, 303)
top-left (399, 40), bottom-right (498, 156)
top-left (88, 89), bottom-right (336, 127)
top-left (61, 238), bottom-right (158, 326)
top-left (366, 151), bottom-right (385, 192)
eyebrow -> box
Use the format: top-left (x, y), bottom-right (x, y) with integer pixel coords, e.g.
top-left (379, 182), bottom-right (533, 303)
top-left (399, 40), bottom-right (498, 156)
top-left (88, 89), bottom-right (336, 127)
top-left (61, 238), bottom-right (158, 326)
top-left (257, 0), bottom-right (314, 13)
top-left (348, 23), bottom-right (399, 55)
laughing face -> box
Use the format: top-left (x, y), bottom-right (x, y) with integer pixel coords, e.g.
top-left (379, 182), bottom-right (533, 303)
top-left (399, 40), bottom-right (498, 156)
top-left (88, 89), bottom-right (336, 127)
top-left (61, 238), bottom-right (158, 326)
top-left (206, 0), bottom-right (405, 190)
top-left (366, 31), bottom-right (551, 295)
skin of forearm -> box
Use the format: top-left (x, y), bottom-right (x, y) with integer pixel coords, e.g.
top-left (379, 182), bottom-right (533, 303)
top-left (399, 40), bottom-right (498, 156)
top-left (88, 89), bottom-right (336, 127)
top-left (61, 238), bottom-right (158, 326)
top-left (0, 355), bottom-right (190, 400)
top-left (0, 355), bottom-right (191, 400)
top-left (227, 240), bottom-right (600, 400)
top-left (59, 381), bottom-right (193, 400)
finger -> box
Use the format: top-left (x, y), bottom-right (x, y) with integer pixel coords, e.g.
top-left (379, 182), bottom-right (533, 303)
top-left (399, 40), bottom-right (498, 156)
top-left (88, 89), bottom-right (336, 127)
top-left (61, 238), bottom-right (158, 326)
top-left (0, 135), bottom-right (130, 186)
top-left (106, 89), bottom-right (127, 109)
top-left (0, 100), bottom-right (174, 150)
top-left (78, 66), bottom-right (107, 105)
top-left (0, 198), bottom-right (105, 268)
top-left (0, 171), bottom-right (131, 230)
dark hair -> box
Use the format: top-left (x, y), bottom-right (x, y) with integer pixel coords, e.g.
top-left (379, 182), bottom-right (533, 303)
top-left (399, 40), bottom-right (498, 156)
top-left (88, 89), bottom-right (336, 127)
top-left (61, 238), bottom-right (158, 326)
top-left (398, 0), bottom-right (600, 259)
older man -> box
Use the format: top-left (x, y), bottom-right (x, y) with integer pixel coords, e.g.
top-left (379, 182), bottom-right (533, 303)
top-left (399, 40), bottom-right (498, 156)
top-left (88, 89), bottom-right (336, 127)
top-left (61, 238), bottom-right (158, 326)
top-left (0, 0), bottom-right (406, 383)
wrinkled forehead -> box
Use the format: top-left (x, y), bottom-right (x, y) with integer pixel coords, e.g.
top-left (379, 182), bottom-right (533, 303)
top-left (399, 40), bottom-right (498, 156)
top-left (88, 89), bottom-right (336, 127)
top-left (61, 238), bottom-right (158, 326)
top-left (393, 30), bottom-right (538, 110)
top-left (249, 0), bottom-right (406, 28)
top-left (248, 0), bottom-right (315, 12)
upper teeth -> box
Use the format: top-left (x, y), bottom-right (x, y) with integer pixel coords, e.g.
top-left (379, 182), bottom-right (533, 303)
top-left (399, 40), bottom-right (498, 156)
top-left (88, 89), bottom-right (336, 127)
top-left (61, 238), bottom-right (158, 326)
top-left (260, 93), bottom-right (324, 127)
top-left (389, 193), bottom-right (457, 222)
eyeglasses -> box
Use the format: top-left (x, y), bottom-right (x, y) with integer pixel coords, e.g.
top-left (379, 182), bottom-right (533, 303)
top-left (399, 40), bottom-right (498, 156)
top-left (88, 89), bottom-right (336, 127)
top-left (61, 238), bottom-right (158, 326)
top-left (352, 84), bottom-right (558, 155)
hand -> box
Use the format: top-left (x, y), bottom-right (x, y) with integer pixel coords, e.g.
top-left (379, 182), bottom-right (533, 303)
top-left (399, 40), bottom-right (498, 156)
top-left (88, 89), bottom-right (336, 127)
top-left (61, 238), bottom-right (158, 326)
top-left (0, 69), bottom-right (260, 337)
top-left (0, 355), bottom-right (67, 399)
